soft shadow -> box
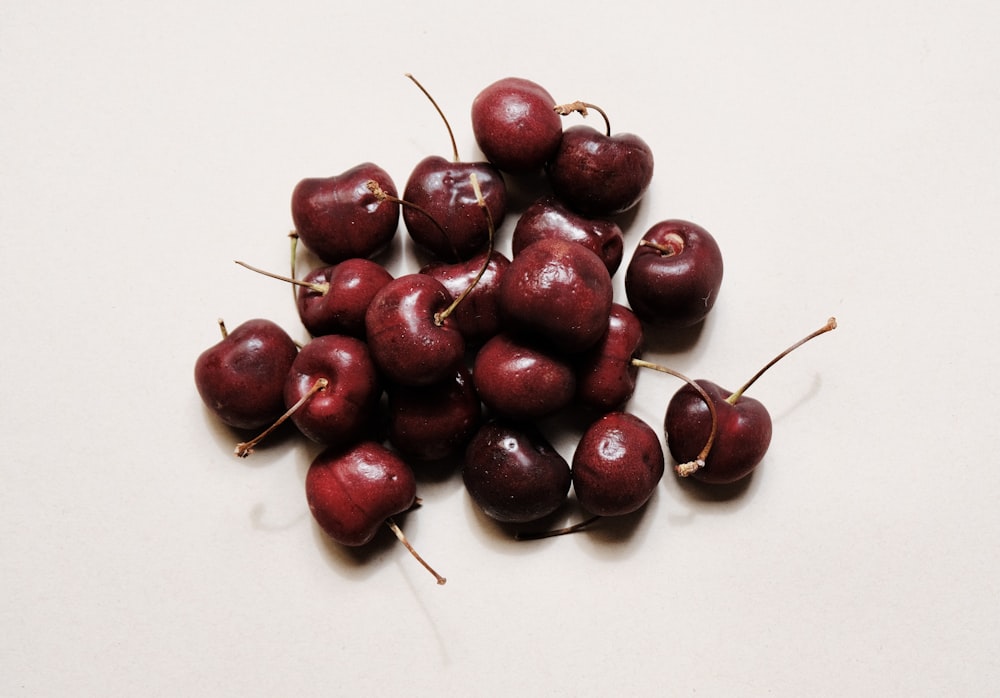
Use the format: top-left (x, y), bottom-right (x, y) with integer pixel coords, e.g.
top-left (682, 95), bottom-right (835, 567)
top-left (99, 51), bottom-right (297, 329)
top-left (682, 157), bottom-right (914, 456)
top-left (310, 508), bottom-right (419, 584)
top-left (772, 373), bottom-right (824, 424)
top-left (200, 402), bottom-right (303, 466)
top-left (640, 320), bottom-right (707, 356)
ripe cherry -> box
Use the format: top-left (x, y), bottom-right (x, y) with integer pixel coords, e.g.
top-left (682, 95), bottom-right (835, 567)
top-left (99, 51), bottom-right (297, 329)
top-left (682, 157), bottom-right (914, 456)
top-left (419, 249), bottom-right (511, 346)
top-left (666, 317), bottom-right (838, 484)
top-left (470, 76), bottom-right (563, 174)
top-left (306, 441), bottom-right (446, 584)
top-left (194, 318), bottom-right (298, 431)
top-left (625, 219), bottom-right (724, 328)
top-left (511, 195), bottom-right (625, 275)
top-left (575, 303), bottom-right (644, 413)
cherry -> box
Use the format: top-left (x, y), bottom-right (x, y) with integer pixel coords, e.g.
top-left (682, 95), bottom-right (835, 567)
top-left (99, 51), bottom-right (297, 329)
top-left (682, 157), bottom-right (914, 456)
top-left (497, 237), bottom-right (614, 354)
top-left (575, 303), bottom-right (644, 413)
top-left (625, 219), bottom-right (724, 328)
top-left (386, 366), bottom-right (483, 462)
top-left (511, 195), bottom-right (624, 275)
top-left (472, 332), bottom-right (576, 421)
top-left (462, 420), bottom-right (571, 524)
top-left (306, 440), bottom-right (446, 584)
top-left (419, 249), bottom-right (510, 346)
top-left (234, 258), bottom-right (393, 339)
top-left (546, 101), bottom-right (654, 217)
top-left (401, 74), bottom-right (507, 260)
top-left (279, 334), bottom-right (382, 449)
top-left (194, 318), bottom-right (298, 431)
top-left (470, 76), bottom-right (563, 174)
top-left (571, 411), bottom-right (665, 517)
top-left (290, 162), bottom-right (399, 264)
top-left (666, 317), bottom-right (838, 484)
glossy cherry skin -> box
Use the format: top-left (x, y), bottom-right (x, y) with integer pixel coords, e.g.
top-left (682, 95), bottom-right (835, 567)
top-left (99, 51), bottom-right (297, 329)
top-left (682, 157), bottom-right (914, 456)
top-left (470, 77), bottom-right (563, 174)
top-left (625, 220), bottom-right (724, 328)
top-left (291, 163), bottom-right (399, 264)
top-left (297, 258), bottom-right (393, 338)
top-left (283, 334), bottom-right (382, 447)
top-left (498, 238), bottom-right (613, 354)
top-left (402, 156), bottom-right (507, 260)
top-left (665, 380), bottom-right (772, 485)
top-left (473, 333), bottom-right (576, 421)
top-left (364, 273), bottom-right (465, 387)
top-left (419, 250), bottom-right (510, 346)
top-left (546, 124), bottom-right (654, 217)
top-left (463, 420), bottom-right (571, 523)
top-left (572, 411), bottom-right (665, 517)
top-left (306, 441), bottom-right (417, 546)
top-left (575, 303), bottom-right (644, 413)
top-left (387, 366), bottom-right (483, 462)
top-left (194, 318), bottom-right (299, 431)
top-left (511, 195), bottom-right (624, 275)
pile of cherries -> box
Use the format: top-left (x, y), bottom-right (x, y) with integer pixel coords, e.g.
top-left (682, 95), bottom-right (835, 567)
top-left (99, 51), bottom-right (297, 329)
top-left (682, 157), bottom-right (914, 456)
top-left (194, 75), bottom-right (836, 585)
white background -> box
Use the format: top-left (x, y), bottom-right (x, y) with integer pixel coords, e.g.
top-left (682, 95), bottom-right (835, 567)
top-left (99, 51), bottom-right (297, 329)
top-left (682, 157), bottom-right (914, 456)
top-left (3, 1), bottom-right (998, 696)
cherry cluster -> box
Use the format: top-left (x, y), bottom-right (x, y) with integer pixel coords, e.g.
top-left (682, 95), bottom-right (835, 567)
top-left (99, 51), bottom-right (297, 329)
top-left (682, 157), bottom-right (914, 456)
top-left (194, 75), bottom-right (837, 585)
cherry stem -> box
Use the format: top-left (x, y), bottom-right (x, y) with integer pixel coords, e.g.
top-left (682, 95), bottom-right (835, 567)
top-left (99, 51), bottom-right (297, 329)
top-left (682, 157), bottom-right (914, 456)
top-left (289, 230), bottom-right (300, 303)
top-left (234, 377), bottom-right (328, 458)
top-left (217, 318), bottom-right (228, 339)
top-left (515, 515), bottom-right (602, 540)
top-left (366, 180), bottom-right (460, 261)
top-left (553, 100), bottom-right (611, 137)
top-left (386, 518), bottom-right (447, 585)
top-left (631, 359), bottom-right (718, 476)
top-left (234, 260), bottom-right (329, 295)
top-left (728, 317), bottom-right (838, 405)
top-left (434, 173), bottom-right (494, 327)
top-left (639, 234), bottom-right (684, 257)
top-left (405, 72), bottom-right (459, 162)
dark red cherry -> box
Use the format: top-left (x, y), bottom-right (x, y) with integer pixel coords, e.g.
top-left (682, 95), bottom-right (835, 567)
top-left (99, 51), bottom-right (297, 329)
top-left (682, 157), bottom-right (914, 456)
top-left (291, 163), bottom-right (399, 264)
top-left (473, 333), bottom-right (576, 421)
top-left (511, 195), bottom-right (624, 275)
top-left (463, 420), bottom-right (571, 523)
top-left (295, 258), bottom-right (394, 338)
top-left (625, 219), bottom-right (724, 328)
top-left (283, 334), bottom-right (382, 447)
top-left (470, 77), bottom-right (563, 174)
top-left (546, 106), bottom-right (653, 216)
top-left (575, 303), bottom-right (644, 413)
top-left (386, 366), bottom-right (483, 462)
top-left (571, 411), bottom-right (665, 517)
top-left (498, 238), bottom-right (613, 353)
top-left (364, 273), bottom-right (465, 387)
top-left (194, 318), bottom-right (298, 431)
top-left (419, 250), bottom-right (510, 345)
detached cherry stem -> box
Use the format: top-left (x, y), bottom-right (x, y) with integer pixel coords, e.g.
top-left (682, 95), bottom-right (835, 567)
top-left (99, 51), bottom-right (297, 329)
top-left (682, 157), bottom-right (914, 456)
top-left (234, 378), bottom-right (328, 458)
top-left (434, 173), bottom-right (494, 327)
top-left (386, 518), bottom-right (447, 585)
top-left (234, 259), bottom-right (329, 295)
top-left (630, 359), bottom-right (719, 477)
top-left (554, 100), bottom-right (611, 137)
top-left (727, 316), bottom-right (839, 405)
top-left (405, 72), bottom-right (459, 162)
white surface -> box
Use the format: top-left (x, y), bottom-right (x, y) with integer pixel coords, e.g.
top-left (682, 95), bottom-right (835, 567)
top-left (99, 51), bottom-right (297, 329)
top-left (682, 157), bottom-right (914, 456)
top-left (2, 1), bottom-right (998, 696)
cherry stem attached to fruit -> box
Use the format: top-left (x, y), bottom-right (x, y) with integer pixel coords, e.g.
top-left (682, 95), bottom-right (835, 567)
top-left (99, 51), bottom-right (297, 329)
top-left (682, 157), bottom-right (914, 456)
top-left (386, 518), bottom-right (447, 585)
top-left (217, 318), bottom-right (229, 339)
top-left (639, 233), bottom-right (684, 257)
top-left (405, 72), bottom-right (460, 162)
top-left (233, 260), bottom-right (329, 295)
top-left (515, 515), bottom-right (603, 541)
top-left (553, 100), bottom-right (611, 137)
top-left (433, 173), bottom-right (495, 327)
top-left (289, 231), bottom-right (300, 303)
top-left (631, 359), bottom-right (719, 476)
top-left (366, 180), bottom-right (460, 261)
top-left (727, 317), bottom-right (838, 405)
top-left (234, 378), bottom-right (328, 458)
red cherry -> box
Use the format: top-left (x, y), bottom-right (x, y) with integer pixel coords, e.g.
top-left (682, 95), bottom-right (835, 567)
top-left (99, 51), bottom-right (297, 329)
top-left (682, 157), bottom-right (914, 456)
top-left (470, 76), bottom-right (563, 174)
top-left (511, 195), bottom-right (624, 275)
top-left (473, 332), bottom-right (576, 421)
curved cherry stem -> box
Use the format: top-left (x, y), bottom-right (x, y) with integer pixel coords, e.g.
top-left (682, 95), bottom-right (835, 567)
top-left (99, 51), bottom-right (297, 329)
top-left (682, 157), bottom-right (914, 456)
top-left (515, 515), bottom-right (602, 541)
top-left (386, 518), bottom-right (447, 585)
top-left (728, 317), bottom-right (838, 405)
top-left (631, 359), bottom-right (719, 476)
top-left (553, 100), bottom-right (611, 137)
top-left (405, 72), bottom-right (459, 162)
top-left (434, 173), bottom-right (494, 327)
top-left (366, 180), bottom-right (460, 261)
top-left (234, 378), bottom-right (328, 458)
top-left (234, 259), bottom-right (329, 295)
